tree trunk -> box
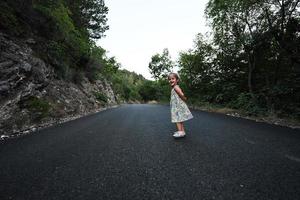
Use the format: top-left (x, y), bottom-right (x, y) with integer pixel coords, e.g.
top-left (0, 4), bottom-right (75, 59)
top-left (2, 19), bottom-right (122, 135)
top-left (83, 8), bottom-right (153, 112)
top-left (265, 74), bottom-right (275, 114)
top-left (247, 53), bottom-right (255, 99)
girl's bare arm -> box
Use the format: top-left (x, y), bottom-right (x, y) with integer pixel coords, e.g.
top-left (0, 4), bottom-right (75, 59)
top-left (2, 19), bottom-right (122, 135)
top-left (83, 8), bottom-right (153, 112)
top-left (174, 85), bottom-right (187, 101)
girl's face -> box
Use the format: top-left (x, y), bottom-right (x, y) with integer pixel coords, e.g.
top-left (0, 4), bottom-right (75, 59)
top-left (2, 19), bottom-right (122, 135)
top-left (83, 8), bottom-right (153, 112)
top-left (168, 75), bottom-right (178, 87)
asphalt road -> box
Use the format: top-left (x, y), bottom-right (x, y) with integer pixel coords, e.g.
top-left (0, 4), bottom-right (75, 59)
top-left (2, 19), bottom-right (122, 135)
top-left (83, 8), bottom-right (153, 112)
top-left (1, 104), bottom-right (300, 200)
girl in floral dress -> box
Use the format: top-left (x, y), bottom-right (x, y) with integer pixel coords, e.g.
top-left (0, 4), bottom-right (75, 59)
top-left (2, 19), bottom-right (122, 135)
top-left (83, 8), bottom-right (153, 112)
top-left (168, 73), bottom-right (193, 138)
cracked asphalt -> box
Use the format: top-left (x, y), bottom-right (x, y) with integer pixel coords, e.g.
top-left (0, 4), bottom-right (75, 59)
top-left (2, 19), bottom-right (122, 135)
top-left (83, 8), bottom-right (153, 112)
top-left (0, 104), bottom-right (300, 200)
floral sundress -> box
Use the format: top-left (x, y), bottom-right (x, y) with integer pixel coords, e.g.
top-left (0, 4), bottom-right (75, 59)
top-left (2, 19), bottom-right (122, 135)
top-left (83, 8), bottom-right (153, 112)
top-left (170, 85), bottom-right (193, 123)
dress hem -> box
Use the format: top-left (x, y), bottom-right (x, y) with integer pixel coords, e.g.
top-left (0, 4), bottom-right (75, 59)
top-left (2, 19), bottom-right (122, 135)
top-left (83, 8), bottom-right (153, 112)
top-left (171, 116), bottom-right (193, 123)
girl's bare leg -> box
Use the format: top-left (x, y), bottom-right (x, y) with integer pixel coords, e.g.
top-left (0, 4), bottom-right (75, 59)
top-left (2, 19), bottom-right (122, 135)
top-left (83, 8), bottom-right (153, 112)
top-left (181, 123), bottom-right (185, 133)
top-left (176, 122), bottom-right (183, 132)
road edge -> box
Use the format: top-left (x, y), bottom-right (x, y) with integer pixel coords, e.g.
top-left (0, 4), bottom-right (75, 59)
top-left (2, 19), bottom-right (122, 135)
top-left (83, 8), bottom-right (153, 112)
top-left (0, 105), bottom-right (120, 141)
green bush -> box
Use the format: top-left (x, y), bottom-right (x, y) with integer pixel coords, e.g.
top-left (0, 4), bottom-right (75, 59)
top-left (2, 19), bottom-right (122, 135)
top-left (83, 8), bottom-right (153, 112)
top-left (229, 93), bottom-right (266, 116)
top-left (26, 96), bottom-right (51, 120)
top-left (93, 91), bottom-right (108, 103)
top-left (46, 41), bottom-right (70, 75)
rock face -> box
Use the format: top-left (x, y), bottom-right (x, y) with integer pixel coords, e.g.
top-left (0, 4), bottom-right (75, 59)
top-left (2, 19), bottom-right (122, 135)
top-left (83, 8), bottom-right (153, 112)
top-left (0, 32), bottom-right (117, 136)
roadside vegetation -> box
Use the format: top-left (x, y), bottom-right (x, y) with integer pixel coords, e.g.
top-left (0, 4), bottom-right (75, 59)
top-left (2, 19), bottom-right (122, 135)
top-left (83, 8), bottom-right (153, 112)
top-left (0, 0), bottom-right (153, 103)
top-left (1, 0), bottom-right (299, 125)
top-left (147, 0), bottom-right (300, 124)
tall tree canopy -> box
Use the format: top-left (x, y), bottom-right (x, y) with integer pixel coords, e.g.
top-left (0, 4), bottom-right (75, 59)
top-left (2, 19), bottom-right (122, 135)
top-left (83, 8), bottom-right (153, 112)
top-left (171, 0), bottom-right (300, 117)
top-left (148, 48), bottom-right (174, 80)
top-left (65, 0), bottom-right (109, 39)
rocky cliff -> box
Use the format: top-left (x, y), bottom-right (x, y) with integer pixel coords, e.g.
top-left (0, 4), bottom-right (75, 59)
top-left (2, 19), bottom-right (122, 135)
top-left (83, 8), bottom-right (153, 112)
top-left (0, 32), bottom-right (117, 138)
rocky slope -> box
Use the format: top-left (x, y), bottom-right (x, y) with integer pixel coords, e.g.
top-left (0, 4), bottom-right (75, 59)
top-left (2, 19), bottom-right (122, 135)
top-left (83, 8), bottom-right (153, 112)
top-left (0, 32), bottom-right (117, 137)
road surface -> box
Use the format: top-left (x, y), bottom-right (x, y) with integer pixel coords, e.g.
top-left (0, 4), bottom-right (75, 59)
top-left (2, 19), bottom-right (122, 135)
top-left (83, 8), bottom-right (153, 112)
top-left (0, 104), bottom-right (300, 200)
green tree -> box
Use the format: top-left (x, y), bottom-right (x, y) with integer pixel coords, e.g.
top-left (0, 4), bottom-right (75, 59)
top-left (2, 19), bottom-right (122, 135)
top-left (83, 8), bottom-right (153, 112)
top-left (65, 0), bottom-right (109, 39)
top-left (148, 48), bottom-right (174, 80)
top-left (205, 0), bottom-right (300, 116)
top-left (138, 81), bottom-right (158, 102)
top-left (178, 34), bottom-right (216, 99)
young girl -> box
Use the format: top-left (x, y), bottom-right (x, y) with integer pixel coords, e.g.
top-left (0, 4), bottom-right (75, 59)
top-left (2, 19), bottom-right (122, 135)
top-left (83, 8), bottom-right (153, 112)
top-left (168, 73), bottom-right (193, 138)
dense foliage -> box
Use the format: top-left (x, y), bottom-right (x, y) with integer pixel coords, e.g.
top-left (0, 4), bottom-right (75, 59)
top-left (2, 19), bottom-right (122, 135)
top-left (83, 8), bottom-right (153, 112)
top-left (200, 0), bottom-right (300, 117)
top-left (1, 0), bottom-right (299, 115)
top-left (149, 0), bottom-right (300, 118)
top-left (0, 0), bottom-right (156, 103)
top-left (0, 0), bottom-right (111, 81)
top-left (108, 69), bottom-right (145, 102)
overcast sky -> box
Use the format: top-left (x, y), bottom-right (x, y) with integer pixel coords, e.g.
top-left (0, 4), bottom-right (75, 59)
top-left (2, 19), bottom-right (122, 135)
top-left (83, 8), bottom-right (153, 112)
top-left (97, 0), bottom-right (210, 80)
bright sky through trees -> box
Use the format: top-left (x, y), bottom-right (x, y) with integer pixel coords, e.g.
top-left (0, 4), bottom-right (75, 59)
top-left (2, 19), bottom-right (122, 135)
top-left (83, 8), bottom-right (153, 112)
top-left (97, 0), bottom-right (210, 79)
